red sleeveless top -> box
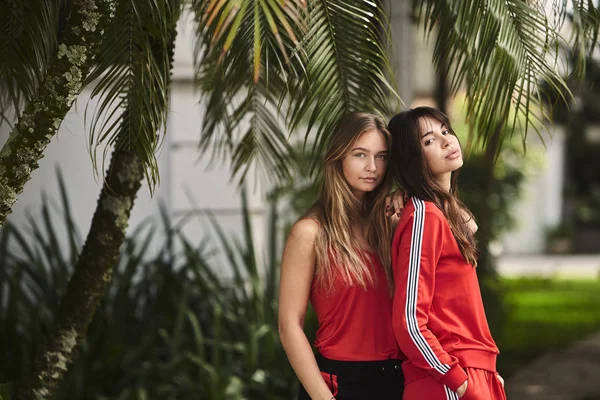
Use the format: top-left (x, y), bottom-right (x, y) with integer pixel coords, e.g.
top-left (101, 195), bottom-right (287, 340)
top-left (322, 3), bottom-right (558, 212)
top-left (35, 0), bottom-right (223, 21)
top-left (311, 251), bottom-right (401, 361)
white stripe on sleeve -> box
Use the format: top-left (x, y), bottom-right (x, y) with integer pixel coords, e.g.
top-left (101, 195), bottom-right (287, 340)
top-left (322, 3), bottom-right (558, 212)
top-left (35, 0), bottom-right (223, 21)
top-left (404, 198), bottom-right (451, 375)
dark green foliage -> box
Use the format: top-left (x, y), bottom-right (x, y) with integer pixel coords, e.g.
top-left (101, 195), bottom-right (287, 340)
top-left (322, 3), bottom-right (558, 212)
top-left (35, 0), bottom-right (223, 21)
top-left (547, 48), bottom-right (600, 253)
top-left (459, 143), bottom-right (527, 340)
top-left (0, 0), bottom-right (117, 225)
top-left (0, 0), bottom-right (68, 116)
top-left (0, 383), bottom-right (11, 400)
top-left (0, 176), bottom-right (313, 399)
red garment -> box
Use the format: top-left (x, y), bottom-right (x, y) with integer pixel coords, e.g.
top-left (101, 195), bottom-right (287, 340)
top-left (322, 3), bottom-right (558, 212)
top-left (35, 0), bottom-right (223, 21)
top-left (392, 198), bottom-right (499, 392)
top-left (403, 367), bottom-right (506, 400)
top-left (311, 251), bottom-right (400, 361)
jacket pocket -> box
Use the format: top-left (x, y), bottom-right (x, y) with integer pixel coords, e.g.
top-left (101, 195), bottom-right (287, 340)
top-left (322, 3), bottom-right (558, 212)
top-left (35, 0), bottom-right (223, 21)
top-left (459, 379), bottom-right (477, 400)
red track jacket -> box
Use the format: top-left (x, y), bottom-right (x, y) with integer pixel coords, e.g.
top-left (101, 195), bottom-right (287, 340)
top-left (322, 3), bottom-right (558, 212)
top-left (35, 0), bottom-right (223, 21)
top-left (392, 198), bottom-right (499, 392)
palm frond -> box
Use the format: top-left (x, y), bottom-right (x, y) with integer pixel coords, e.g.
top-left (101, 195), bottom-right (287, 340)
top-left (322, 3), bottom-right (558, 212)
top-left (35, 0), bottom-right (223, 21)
top-left (197, 0), bottom-right (305, 82)
top-left (287, 0), bottom-right (400, 169)
top-left (414, 0), bottom-right (574, 151)
top-left (192, 0), bottom-right (307, 185)
top-left (85, 0), bottom-right (181, 191)
top-left (0, 0), bottom-right (65, 124)
top-left (564, 0), bottom-right (600, 75)
top-left (0, 0), bottom-right (118, 227)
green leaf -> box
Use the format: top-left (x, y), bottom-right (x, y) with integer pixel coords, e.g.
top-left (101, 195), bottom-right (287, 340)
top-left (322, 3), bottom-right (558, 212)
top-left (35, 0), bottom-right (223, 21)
top-left (287, 0), bottom-right (400, 171)
top-left (0, 382), bottom-right (12, 400)
top-left (413, 0), bottom-right (598, 155)
top-left (0, 0), bottom-right (65, 122)
top-left (84, 0), bottom-right (181, 192)
top-left (193, 0), bottom-right (308, 185)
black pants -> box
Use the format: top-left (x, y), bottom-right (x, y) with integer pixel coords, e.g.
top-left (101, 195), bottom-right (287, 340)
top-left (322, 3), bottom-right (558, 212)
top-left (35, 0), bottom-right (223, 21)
top-left (297, 354), bottom-right (404, 400)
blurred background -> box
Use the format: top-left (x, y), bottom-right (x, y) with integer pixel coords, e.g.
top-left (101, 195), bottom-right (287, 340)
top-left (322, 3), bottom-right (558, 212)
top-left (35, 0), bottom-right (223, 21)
top-left (1, 1), bottom-right (599, 399)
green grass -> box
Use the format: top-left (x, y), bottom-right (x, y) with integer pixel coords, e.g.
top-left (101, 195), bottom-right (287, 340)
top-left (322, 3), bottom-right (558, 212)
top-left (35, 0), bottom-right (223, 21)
top-left (496, 278), bottom-right (600, 378)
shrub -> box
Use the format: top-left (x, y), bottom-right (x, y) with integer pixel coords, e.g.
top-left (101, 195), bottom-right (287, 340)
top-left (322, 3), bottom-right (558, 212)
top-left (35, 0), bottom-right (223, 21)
top-left (0, 175), bottom-right (310, 399)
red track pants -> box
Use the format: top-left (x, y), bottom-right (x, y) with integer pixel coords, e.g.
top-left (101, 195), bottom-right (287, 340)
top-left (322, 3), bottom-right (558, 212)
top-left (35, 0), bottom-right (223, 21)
top-left (403, 367), bottom-right (506, 400)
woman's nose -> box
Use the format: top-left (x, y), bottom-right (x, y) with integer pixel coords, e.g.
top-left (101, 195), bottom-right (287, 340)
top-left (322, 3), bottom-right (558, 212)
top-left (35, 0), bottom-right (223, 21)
top-left (366, 158), bottom-right (377, 171)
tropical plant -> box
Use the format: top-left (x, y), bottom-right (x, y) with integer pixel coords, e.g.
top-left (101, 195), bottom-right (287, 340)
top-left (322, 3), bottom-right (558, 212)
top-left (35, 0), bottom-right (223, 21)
top-left (2, 1), bottom-right (599, 221)
top-left (9, 1), bottom-right (181, 397)
top-left (0, 0), bottom-right (117, 224)
top-left (416, 0), bottom-right (599, 148)
top-left (1, 0), bottom-right (598, 397)
top-left (1, 1), bottom-right (397, 396)
top-left (0, 172), bottom-right (313, 399)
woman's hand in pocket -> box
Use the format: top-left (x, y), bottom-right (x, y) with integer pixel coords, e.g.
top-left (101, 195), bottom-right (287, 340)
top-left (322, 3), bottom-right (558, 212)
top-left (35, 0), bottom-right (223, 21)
top-left (496, 374), bottom-right (504, 388)
top-left (456, 380), bottom-right (468, 398)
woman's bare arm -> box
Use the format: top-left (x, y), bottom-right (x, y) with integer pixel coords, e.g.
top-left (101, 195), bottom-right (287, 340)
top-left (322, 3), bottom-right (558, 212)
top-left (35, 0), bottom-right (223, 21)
top-left (278, 218), bottom-right (333, 400)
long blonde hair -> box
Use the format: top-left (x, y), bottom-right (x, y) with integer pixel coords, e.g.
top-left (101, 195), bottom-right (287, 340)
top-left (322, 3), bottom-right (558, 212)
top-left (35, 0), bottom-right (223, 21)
top-left (308, 112), bottom-right (393, 292)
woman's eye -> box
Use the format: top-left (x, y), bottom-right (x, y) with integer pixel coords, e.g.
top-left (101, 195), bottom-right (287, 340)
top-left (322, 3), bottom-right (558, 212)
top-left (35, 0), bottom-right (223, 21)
top-left (424, 139), bottom-right (434, 145)
top-left (354, 153), bottom-right (365, 158)
top-left (442, 129), bottom-right (450, 135)
top-left (376, 154), bottom-right (387, 160)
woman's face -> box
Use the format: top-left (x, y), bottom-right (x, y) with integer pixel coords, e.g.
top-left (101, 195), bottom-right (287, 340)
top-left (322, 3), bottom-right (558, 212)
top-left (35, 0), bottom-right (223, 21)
top-left (342, 129), bottom-right (388, 200)
top-left (418, 116), bottom-right (463, 179)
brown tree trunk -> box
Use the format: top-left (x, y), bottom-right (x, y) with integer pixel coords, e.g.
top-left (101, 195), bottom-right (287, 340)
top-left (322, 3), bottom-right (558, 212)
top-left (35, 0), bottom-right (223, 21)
top-left (14, 143), bottom-right (144, 400)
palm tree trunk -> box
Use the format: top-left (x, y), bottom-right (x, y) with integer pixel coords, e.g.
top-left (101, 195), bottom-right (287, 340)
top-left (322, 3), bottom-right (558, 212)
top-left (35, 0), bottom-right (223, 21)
top-left (14, 142), bottom-right (144, 400)
top-left (0, 0), bottom-right (116, 226)
top-left (14, 2), bottom-right (180, 395)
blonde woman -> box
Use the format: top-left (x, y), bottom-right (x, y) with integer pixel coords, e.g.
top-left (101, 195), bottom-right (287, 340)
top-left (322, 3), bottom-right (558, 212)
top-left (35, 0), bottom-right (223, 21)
top-left (278, 112), bottom-right (404, 400)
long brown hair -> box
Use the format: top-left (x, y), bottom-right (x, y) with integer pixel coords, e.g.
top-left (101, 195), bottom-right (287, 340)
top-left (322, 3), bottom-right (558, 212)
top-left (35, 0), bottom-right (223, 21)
top-left (388, 107), bottom-right (478, 266)
top-left (308, 112), bottom-right (393, 291)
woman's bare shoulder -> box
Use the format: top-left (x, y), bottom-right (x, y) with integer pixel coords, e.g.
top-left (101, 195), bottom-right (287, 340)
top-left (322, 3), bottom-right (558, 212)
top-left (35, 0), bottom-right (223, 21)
top-left (288, 216), bottom-right (320, 242)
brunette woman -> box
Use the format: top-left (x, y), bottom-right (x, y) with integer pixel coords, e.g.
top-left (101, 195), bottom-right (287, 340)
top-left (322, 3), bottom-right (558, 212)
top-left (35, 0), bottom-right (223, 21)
top-left (388, 106), bottom-right (506, 400)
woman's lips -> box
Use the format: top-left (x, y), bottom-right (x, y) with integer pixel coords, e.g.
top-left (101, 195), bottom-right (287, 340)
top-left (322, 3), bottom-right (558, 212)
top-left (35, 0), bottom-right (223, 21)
top-left (446, 149), bottom-right (460, 159)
